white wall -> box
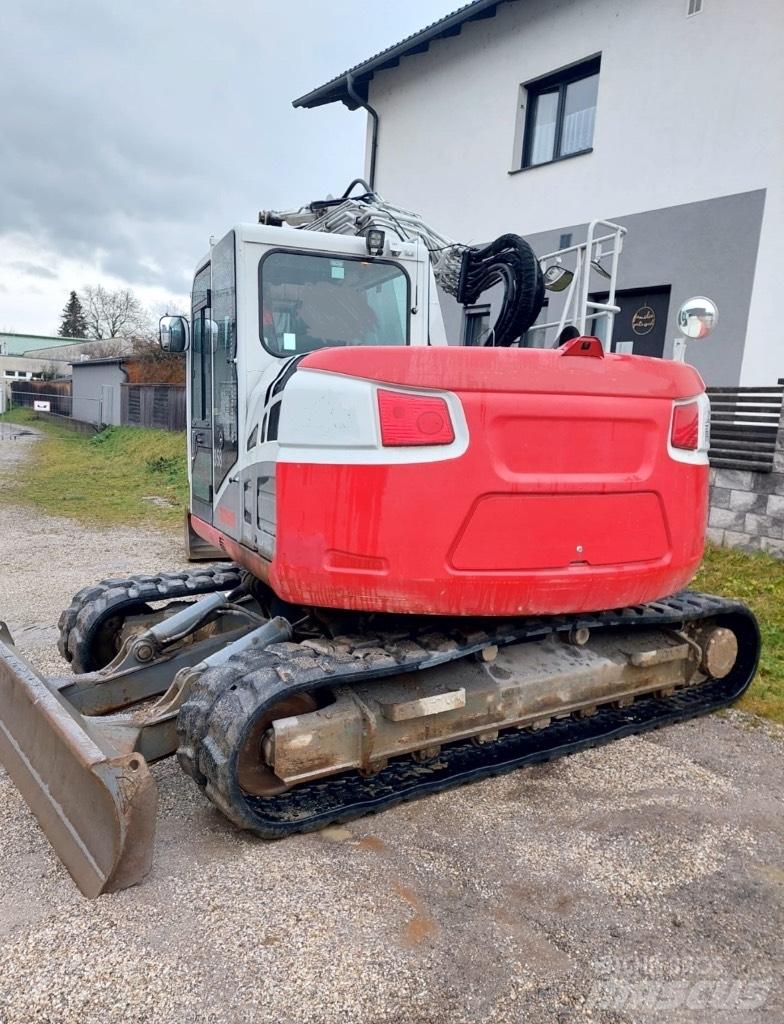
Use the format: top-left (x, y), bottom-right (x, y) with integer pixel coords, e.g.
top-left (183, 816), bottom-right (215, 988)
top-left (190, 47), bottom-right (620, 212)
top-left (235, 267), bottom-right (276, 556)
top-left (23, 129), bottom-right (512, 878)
top-left (0, 355), bottom-right (60, 378)
top-left (365, 0), bottom-right (784, 383)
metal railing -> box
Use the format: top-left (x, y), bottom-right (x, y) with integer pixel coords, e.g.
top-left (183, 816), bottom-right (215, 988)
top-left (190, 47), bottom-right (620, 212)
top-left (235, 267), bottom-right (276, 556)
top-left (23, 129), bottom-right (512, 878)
top-left (527, 220), bottom-right (627, 350)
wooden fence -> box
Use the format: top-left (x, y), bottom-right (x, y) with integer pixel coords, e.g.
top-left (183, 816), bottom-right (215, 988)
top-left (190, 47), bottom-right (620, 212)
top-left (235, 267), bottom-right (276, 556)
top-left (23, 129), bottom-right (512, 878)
top-left (706, 386), bottom-right (784, 473)
top-left (9, 379), bottom-right (72, 417)
top-left (121, 384), bottom-right (186, 432)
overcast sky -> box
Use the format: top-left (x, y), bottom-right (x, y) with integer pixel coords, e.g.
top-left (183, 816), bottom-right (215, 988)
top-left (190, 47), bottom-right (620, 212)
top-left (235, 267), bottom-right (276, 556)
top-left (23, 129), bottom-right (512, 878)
top-left (0, 0), bottom-right (454, 335)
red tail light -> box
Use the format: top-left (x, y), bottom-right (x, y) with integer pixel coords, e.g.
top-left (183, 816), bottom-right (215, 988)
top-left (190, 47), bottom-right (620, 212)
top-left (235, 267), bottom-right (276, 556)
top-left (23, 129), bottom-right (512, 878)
top-left (671, 400), bottom-right (700, 450)
top-left (378, 389), bottom-right (455, 446)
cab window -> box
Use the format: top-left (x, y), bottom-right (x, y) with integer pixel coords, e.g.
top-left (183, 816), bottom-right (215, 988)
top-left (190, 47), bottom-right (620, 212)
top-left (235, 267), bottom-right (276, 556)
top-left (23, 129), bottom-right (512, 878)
top-left (259, 251), bottom-right (409, 356)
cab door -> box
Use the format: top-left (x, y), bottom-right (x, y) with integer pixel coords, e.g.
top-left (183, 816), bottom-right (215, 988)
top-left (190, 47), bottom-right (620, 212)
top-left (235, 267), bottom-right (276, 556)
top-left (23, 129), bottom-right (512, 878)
top-left (190, 264), bottom-right (214, 523)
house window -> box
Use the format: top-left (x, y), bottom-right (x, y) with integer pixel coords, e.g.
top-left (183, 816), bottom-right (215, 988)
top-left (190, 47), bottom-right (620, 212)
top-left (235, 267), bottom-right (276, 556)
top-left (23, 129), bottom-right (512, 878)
top-left (463, 305), bottom-right (491, 346)
top-left (522, 56), bottom-right (600, 168)
top-left (687, 0), bottom-right (703, 15)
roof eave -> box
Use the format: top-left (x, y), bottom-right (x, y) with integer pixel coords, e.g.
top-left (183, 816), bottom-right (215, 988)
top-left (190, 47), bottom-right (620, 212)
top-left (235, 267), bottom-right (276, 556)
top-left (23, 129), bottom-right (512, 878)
top-left (292, 0), bottom-right (508, 110)
top-left (292, 78), bottom-right (367, 111)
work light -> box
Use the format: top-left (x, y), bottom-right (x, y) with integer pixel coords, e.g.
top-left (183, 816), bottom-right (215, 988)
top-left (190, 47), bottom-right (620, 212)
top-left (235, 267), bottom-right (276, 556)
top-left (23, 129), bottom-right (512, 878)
top-left (365, 228), bottom-right (386, 256)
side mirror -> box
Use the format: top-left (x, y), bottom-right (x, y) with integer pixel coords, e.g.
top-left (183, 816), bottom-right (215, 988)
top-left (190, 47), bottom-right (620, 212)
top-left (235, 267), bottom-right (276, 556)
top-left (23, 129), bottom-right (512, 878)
top-left (159, 315), bottom-right (190, 353)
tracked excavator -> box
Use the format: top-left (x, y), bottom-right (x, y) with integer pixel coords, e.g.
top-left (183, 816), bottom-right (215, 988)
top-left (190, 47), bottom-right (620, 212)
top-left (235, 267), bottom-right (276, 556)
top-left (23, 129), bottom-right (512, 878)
top-left (0, 185), bottom-right (760, 897)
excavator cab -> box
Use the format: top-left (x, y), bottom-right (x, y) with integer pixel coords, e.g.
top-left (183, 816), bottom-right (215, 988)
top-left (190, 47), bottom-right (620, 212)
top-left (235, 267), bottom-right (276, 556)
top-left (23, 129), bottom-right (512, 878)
top-left (162, 223), bottom-right (437, 546)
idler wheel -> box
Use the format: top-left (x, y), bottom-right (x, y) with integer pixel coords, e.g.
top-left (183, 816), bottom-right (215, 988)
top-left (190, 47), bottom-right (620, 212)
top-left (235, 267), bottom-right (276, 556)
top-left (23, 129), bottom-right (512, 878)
top-left (236, 694), bottom-right (318, 797)
top-left (698, 626), bottom-right (739, 679)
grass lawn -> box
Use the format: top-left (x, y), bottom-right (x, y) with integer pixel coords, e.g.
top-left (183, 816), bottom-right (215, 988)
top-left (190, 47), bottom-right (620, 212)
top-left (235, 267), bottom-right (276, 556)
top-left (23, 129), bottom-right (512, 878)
top-left (695, 545), bottom-right (784, 723)
top-left (1, 407), bottom-right (782, 722)
top-left (0, 407), bottom-right (188, 527)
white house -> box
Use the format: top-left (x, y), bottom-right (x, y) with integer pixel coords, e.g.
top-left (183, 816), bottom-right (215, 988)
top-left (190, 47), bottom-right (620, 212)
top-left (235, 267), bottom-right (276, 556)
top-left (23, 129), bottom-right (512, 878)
top-left (295, 0), bottom-right (783, 386)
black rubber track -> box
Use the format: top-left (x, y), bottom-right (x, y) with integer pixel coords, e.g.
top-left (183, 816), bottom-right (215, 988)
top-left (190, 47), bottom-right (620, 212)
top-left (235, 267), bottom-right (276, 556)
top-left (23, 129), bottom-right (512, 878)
top-left (176, 592), bottom-right (760, 837)
top-left (57, 566), bottom-right (242, 673)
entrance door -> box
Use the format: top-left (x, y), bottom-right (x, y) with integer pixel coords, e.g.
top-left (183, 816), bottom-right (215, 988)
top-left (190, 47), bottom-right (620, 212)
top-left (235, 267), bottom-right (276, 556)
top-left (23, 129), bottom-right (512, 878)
top-left (190, 264), bottom-right (214, 523)
top-left (210, 231), bottom-right (238, 496)
top-left (100, 384), bottom-right (114, 425)
top-left (592, 286), bottom-right (671, 357)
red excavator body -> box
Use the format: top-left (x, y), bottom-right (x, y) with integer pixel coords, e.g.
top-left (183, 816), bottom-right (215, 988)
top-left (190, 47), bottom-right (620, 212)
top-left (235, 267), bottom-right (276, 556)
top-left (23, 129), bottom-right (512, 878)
top-left (191, 338), bottom-right (709, 617)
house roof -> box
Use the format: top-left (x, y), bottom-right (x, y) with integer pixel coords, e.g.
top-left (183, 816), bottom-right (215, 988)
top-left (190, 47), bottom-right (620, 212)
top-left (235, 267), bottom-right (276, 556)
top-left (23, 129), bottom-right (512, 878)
top-left (70, 357), bottom-right (130, 369)
top-left (0, 331), bottom-right (92, 356)
top-left (292, 0), bottom-right (515, 110)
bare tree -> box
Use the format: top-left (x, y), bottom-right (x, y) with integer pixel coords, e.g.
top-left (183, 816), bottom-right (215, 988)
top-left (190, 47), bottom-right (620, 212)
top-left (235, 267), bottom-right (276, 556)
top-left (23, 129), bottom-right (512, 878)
top-left (80, 285), bottom-right (155, 342)
top-left (118, 296), bottom-right (189, 382)
top-left (129, 333), bottom-right (185, 384)
top-left (80, 337), bottom-right (130, 358)
top-left (41, 362), bottom-right (62, 381)
top-left (154, 298), bottom-right (187, 319)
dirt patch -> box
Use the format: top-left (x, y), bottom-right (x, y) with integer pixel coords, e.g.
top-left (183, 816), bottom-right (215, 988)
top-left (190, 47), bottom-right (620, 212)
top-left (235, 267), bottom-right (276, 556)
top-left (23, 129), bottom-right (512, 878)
top-left (394, 883), bottom-right (439, 947)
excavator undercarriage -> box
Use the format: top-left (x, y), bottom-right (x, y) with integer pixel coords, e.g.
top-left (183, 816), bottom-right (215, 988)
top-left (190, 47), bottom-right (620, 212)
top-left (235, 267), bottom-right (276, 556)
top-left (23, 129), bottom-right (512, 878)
top-left (0, 567), bottom-right (760, 897)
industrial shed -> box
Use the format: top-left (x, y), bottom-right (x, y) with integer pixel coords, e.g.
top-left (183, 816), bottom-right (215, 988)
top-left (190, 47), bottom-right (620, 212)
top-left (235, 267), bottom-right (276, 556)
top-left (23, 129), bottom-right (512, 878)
top-left (70, 357), bottom-right (128, 426)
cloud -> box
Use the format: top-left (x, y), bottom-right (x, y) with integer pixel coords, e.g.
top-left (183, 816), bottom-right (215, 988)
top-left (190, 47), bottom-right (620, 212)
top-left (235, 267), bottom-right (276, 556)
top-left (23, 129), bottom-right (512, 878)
top-left (9, 262), bottom-right (59, 280)
top-left (0, 0), bottom-right (453, 334)
top-left (0, 232), bottom-right (191, 336)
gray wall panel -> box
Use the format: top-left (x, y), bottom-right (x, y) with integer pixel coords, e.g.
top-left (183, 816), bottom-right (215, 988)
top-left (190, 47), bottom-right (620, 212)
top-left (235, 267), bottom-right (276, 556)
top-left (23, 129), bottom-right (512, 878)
top-left (521, 190), bottom-right (766, 386)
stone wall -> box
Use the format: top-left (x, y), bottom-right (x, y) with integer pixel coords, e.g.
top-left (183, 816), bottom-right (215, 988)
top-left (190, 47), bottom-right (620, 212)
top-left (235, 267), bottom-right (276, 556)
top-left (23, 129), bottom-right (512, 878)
top-left (708, 428), bottom-right (784, 555)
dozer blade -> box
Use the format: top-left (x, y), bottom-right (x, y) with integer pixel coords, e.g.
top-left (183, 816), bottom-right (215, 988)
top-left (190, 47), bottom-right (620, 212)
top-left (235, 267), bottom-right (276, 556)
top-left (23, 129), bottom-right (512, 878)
top-left (0, 625), bottom-right (157, 898)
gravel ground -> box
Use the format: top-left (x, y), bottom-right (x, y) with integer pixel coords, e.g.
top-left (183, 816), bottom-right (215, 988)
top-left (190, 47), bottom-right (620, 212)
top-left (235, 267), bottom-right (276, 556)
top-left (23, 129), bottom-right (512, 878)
top-left (0, 428), bottom-right (782, 1024)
